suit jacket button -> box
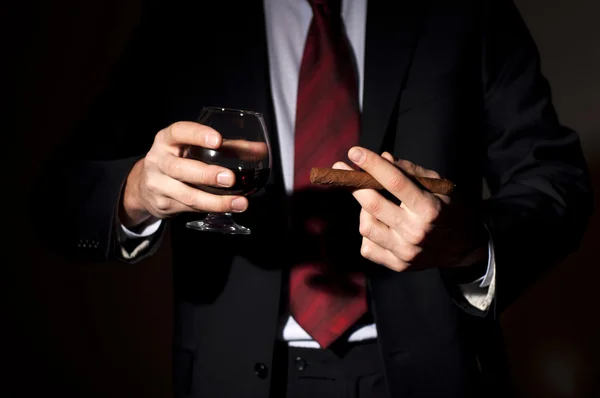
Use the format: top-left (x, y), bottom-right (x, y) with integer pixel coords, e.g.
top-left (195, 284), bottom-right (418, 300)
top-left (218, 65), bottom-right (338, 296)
top-left (294, 356), bottom-right (307, 371)
top-left (254, 362), bottom-right (268, 379)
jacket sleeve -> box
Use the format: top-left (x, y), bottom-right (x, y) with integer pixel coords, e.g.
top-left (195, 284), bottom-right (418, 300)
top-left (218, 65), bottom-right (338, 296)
top-left (479, 0), bottom-right (593, 314)
top-left (29, 1), bottom-right (173, 263)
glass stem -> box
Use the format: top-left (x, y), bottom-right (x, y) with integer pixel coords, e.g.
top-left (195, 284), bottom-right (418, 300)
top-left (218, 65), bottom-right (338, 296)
top-left (204, 212), bottom-right (233, 221)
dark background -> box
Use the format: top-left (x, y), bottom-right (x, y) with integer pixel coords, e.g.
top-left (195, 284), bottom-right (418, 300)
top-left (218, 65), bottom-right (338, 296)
top-left (6, 0), bottom-right (600, 396)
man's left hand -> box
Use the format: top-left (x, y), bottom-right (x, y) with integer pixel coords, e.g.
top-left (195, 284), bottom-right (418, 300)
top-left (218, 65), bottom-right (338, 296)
top-left (335, 146), bottom-right (488, 272)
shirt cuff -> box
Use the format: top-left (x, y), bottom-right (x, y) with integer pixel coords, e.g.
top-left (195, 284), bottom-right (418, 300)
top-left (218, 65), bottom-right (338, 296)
top-left (459, 261), bottom-right (496, 312)
top-left (118, 218), bottom-right (163, 241)
top-left (458, 224), bottom-right (496, 311)
top-left (469, 232), bottom-right (495, 288)
top-left (116, 218), bottom-right (163, 261)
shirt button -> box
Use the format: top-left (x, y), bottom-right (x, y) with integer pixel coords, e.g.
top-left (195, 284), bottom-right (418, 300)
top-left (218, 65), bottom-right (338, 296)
top-left (294, 356), bottom-right (307, 371)
top-left (254, 362), bottom-right (268, 379)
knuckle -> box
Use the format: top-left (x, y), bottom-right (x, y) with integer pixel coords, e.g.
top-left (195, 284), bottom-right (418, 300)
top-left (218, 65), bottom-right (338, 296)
top-left (397, 159), bottom-right (415, 173)
top-left (359, 221), bottom-right (373, 239)
top-left (359, 208), bottom-right (370, 222)
top-left (392, 213), bottom-right (403, 229)
top-left (154, 197), bottom-right (172, 212)
top-left (390, 261), bottom-right (407, 272)
top-left (194, 168), bottom-right (208, 184)
top-left (388, 174), bottom-right (408, 193)
top-left (166, 159), bottom-right (183, 179)
top-left (145, 151), bottom-right (159, 168)
top-left (168, 122), bottom-right (182, 141)
top-left (154, 154), bottom-right (168, 172)
top-left (179, 192), bottom-right (197, 208)
top-left (154, 129), bottom-right (166, 145)
top-left (411, 228), bottom-right (426, 244)
top-left (404, 159), bottom-right (416, 169)
top-left (364, 198), bottom-right (382, 215)
top-left (414, 165), bottom-right (427, 176)
top-left (170, 121), bottom-right (183, 132)
top-left (143, 173), bottom-right (161, 193)
top-left (360, 241), bottom-right (372, 259)
top-left (145, 177), bottom-right (159, 193)
top-left (422, 201), bottom-right (441, 222)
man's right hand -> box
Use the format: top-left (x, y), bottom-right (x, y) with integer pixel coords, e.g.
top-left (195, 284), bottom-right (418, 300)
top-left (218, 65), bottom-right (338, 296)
top-left (119, 121), bottom-right (249, 229)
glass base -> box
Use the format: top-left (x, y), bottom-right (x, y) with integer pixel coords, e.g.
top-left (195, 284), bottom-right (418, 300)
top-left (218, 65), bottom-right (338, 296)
top-left (186, 213), bottom-right (251, 235)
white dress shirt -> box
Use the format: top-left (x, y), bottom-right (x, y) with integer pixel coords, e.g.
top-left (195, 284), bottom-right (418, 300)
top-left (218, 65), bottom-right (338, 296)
top-left (119, 0), bottom-right (496, 349)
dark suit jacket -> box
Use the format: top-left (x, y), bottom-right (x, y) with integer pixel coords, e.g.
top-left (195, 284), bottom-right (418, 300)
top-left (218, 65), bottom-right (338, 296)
top-left (33, 0), bottom-right (593, 397)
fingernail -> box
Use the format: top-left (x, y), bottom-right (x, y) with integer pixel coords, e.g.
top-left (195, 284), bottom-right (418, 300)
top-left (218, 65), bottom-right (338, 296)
top-left (205, 134), bottom-right (219, 148)
top-left (231, 198), bottom-right (247, 212)
top-left (217, 172), bottom-right (232, 186)
top-left (349, 148), bottom-right (365, 164)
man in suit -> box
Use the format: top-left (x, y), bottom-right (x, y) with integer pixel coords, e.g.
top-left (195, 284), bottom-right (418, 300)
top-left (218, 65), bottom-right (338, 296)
top-left (34, 0), bottom-right (592, 397)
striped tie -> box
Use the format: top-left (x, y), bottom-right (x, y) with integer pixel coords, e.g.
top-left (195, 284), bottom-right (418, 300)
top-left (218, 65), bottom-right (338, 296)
top-left (289, 0), bottom-right (367, 349)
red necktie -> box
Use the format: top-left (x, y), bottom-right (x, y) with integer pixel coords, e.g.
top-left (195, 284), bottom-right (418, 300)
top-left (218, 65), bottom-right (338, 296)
top-left (289, 0), bottom-right (367, 349)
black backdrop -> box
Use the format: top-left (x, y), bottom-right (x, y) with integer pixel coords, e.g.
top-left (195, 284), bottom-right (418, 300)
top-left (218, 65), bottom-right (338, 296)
top-left (5, 0), bottom-right (600, 396)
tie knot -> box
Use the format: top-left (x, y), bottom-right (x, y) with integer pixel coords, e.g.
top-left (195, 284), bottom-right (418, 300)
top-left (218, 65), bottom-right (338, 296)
top-left (307, 0), bottom-right (342, 16)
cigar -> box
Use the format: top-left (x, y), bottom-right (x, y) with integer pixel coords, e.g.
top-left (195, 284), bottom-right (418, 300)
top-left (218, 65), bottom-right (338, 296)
top-left (309, 168), bottom-right (455, 195)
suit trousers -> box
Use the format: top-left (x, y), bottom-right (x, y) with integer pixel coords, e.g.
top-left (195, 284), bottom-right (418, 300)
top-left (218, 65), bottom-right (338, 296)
top-left (271, 340), bottom-right (388, 398)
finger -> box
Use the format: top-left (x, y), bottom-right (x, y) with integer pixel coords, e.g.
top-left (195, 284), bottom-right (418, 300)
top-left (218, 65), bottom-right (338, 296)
top-left (359, 208), bottom-right (424, 262)
top-left (381, 152), bottom-right (394, 163)
top-left (381, 152), bottom-right (440, 179)
top-left (354, 187), bottom-right (432, 248)
top-left (151, 195), bottom-right (196, 217)
top-left (352, 184), bottom-right (407, 230)
top-left (394, 158), bottom-right (440, 178)
top-left (171, 184), bottom-right (248, 213)
top-left (358, 208), bottom-right (395, 251)
top-left (144, 173), bottom-right (196, 216)
top-left (161, 121), bottom-right (222, 150)
top-left (149, 174), bottom-right (248, 213)
top-left (220, 139), bottom-right (269, 162)
top-left (360, 237), bottom-right (409, 272)
top-left (332, 161), bottom-right (354, 170)
top-left (158, 154), bottom-right (235, 187)
top-left (348, 146), bottom-right (433, 211)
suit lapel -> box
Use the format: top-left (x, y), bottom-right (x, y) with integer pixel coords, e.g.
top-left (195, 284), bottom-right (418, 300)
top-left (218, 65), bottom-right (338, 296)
top-left (360, 0), bottom-right (430, 152)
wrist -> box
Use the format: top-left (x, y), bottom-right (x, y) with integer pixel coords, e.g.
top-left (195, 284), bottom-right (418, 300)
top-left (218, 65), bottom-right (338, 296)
top-left (119, 159), bottom-right (152, 229)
